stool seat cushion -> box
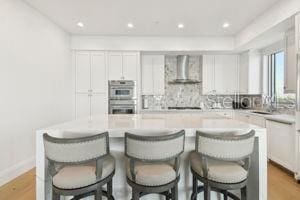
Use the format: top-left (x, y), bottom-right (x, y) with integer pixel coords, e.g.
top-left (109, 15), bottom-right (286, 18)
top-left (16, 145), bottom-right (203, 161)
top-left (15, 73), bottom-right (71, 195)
top-left (53, 155), bottom-right (115, 189)
top-left (190, 151), bottom-right (247, 184)
top-left (127, 161), bottom-right (177, 186)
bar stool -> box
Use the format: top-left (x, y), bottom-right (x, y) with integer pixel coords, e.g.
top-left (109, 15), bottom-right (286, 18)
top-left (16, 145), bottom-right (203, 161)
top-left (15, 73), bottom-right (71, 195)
top-left (43, 132), bottom-right (115, 200)
top-left (189, 130), bottom-right (255, 200)
top-left (124, 130), bottom-right (185, 200)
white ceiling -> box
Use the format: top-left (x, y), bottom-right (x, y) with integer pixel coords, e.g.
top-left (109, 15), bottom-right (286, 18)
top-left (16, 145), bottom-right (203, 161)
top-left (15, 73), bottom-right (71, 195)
top-left (24, 0), bottom-right (281, 36)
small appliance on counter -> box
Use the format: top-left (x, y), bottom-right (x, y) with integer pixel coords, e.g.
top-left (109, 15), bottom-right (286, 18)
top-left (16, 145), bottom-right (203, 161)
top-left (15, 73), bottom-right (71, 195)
top-left (108, 80), bottom-right (137, 114)
top-left (232, 100), bottom-right (249, 109)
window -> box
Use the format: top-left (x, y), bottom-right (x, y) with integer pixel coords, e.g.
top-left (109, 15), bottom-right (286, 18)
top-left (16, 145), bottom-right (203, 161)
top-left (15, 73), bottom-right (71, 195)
top-left (267, 51), bottom-right (295, 106)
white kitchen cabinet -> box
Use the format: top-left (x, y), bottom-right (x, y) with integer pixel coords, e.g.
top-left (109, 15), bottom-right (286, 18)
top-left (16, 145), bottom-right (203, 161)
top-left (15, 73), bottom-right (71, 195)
top-left (123, 52), bottom-right (138, 80)
top-left (108, 52), bottom-right (139, 80)
top-left (238, 50), bottom-right (261, 94)
top-left (141, 55), bottom-right (165, 95)
top-left (75, 93), bottom-right (108, 119)
top-left (284, 29), bottom-right (297, 93)
top-left (108, 52), bottom-right (123, 80)
top-left (91, 52), bottom-right (107, 93)
top-left (76, 52), bottom-right (90, 93)
top-left (202, 55), bottom-right (215, 94)
top-left (202, 55), bottom-right (238, 94)
top-left (76, 51), bottom-right (107, 93)
top-left (75, 93), bottom-right (90, 119)
top-left (296, 14), bottom-right (300, 54)
top-left (75, 51), bottom-right (108, 118)
top-left (215, 55), bottom-right (238, 94)
top-left (266, 119), bottom-right (296, 172)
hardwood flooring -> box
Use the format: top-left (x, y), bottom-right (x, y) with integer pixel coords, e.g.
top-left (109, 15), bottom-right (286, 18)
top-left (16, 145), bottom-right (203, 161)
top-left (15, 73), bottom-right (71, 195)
top-left (0, 163), bottom-right (300, 200)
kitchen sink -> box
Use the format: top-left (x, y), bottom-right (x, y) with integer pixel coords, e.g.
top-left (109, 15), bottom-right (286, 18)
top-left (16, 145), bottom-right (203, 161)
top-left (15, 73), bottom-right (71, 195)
top-left (251, 111), bottom-right (273, 115)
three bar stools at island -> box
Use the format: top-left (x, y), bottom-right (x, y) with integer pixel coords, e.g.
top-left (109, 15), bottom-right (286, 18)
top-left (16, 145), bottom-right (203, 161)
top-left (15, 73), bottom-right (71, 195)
top-left (43, 129), bottom-right (254, 200)
top-left (43, 132), bottom-right (115, 200)
top-left (189, 130), bottom-right (255, 200)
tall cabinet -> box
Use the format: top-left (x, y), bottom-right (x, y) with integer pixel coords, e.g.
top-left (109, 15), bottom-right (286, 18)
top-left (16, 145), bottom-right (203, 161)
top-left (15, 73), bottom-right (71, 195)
top-left (202, 55), bottom-right (238, 94)
top-left (75, 51), bottom-right (108, 119)
top-left (141, 55), bottom-right (165, 95)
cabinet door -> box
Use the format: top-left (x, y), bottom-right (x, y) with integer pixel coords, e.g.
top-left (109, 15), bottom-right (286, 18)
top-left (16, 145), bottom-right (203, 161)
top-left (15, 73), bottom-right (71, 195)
top-left (223, 55), bottom-right (238, 94)
top-left (91, 93), bottom-right (108, 116)
top-left (152, 55), bottom-right (165, 95)
top-left (202, 55), bottom-right (215, 94)
top-left (141, 55), bottom-right (154, 95)
top-left (91, 52), bottom-right (107, 93)
top-left (123, 52), bottom-right (138, 80)
top-left (214, 55), bottom-right (226, 94)
top-left (267, 120), bottom-right (295, 171)
top-left (76, 52), bottom-right (90, 93)
top-left (285, 30), bottom-right (296, 93)
top-left (296, 14), bottom-right (300, 54)
top-left (75, 93), bottom-right (90, 119)
top-left (239, 52), bottom-right (249, 94)
top-left (108, 52), bottom-right (123, 80)
top-left (248, 50), bottom-right (261, 94)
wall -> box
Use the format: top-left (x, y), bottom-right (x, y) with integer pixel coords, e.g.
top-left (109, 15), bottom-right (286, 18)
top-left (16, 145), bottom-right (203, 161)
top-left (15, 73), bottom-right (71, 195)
top-left (235, 0), bottom-right (300, 49)
top-left (0, 0), bottom-right (72, 185)
top-left (71, 35), bottom-right (235, 51)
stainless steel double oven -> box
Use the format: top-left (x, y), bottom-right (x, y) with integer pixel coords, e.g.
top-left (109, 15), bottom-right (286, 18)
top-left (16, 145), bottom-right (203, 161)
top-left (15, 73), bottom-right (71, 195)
top-left (108, 80), bottom-right (137, 114)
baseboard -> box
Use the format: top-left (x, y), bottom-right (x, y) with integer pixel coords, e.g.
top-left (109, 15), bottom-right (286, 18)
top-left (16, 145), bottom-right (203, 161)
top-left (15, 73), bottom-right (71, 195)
top-left (0, 156), bottom-right (35, 186)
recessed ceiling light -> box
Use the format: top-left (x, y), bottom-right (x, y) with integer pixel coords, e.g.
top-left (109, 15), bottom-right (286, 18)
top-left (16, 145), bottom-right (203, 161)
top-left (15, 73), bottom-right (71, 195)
top-left (127, 23), bottom-right (134, 28)
top-left (222, 22), bottom-right (230, 28)
top-left (177, 23), bottom-right (184, 29)
top-left (77, 22), bottom-right (84, 28)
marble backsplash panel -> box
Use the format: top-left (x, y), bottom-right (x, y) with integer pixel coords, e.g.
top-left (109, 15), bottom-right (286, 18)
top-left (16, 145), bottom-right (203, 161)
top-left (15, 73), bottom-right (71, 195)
top-left (165, 55), bottom-right (202, 107)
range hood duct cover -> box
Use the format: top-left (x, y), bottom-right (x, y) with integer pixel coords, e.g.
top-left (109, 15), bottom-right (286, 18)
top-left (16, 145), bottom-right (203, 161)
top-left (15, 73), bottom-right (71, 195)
top-left (169, 55), bottom-right (201, 84)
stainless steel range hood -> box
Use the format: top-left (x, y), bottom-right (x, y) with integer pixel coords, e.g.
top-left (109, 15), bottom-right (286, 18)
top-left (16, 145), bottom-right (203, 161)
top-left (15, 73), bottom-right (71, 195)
top-left (169, 55), bottom-right (201, 84)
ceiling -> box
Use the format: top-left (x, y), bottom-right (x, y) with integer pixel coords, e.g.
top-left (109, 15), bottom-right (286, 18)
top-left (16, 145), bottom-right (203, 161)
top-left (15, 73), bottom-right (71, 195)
top-left (24, 0), bottom-right (281, 36)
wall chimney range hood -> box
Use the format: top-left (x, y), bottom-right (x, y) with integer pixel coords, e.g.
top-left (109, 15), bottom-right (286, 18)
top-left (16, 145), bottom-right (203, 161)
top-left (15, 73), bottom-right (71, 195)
top-left (169, 55), bottom-right (201, 84)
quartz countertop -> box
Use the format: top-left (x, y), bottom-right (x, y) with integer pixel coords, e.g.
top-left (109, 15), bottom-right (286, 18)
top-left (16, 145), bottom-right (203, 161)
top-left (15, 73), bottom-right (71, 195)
top-left (38, 113), bottom-right (263, 138)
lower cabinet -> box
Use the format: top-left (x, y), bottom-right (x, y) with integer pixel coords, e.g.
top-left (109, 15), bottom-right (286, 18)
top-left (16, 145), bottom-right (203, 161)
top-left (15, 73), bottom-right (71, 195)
top-left (75, 93), bottom-right (107, 119)
top-left (266, 120), bottom-right (296, 172)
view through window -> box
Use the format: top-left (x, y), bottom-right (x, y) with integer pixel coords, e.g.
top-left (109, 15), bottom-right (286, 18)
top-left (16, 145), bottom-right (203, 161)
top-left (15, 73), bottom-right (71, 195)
top-left (268, 51), bottom-right (295, 106)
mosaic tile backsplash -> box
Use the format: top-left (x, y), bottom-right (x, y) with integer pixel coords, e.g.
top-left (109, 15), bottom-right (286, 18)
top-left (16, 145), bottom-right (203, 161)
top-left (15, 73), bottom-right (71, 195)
top-left (142, 55), bottom-right (264, 110)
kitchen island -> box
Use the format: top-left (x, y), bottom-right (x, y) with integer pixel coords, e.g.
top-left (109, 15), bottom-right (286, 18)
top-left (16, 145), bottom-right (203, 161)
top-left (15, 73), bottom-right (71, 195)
top-left (36, 113), bottom-right (267, 200)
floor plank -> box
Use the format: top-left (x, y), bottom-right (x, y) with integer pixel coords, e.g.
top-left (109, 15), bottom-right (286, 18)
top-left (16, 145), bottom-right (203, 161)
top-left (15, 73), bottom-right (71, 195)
top-left (0, 163), bottom-right (300, 200)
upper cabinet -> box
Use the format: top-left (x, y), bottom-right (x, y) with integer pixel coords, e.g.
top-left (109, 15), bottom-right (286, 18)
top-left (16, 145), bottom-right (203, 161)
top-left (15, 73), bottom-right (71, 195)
top-left (202, 55), bottom-right (238, 94)
top-left (108, 52), bottom-right (139, 80)
top-left (296, 13), bottom-right (300, 54)
top-left (239, 50), bottom-right (261, 94)
top-left (141, 55), bottom-right (165, 95)
top-left (76, 51), bottom-right (107, 93)
top-left (284, 29), bottom-right (296, 93)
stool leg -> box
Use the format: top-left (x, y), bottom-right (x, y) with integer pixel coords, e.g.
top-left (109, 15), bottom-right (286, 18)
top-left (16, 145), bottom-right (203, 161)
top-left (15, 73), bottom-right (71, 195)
top-left (171, 184), bottom-right (178, 200)
top-left (204, 183), bottom-right (211, 200)
top-left (191, 175), bottom-right (197, 200)
top-left (52, 188), bottom-right (59, 200)
top-left (222, 190), bottom-right (228, 200)
top-left (107, 179), bottom-right (113, 199)
top-left (95, 184), bottom-right (102, 200)
top-left (132, 189), bottom-right (139, 200)
top-left (241, 186), bottom-right (247, 200)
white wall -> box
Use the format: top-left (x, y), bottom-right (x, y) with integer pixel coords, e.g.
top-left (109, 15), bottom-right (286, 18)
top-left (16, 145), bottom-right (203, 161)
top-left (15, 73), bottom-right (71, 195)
top-left (235, 0), bottom-right (300, 48)
top-left (0, 0), bottom-right (72, 185)
top-left (71, 35), bottom-right (235, 51)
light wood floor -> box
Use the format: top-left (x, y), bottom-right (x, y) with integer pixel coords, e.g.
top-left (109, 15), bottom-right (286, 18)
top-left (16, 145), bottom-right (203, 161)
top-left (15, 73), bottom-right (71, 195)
top-left (0, 163), bottom-right (300, 200)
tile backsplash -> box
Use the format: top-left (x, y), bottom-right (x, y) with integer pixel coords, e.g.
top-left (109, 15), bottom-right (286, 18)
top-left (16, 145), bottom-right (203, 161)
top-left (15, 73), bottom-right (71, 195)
top-left (142, 55), bottom-right (262, 110)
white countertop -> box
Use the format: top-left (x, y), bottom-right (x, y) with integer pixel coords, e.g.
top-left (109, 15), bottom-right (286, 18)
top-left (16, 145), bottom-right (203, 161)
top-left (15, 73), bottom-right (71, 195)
top-left (235, 110), bottom-right (296, 124)
top-left (38, 113), bottom-right (263, 138)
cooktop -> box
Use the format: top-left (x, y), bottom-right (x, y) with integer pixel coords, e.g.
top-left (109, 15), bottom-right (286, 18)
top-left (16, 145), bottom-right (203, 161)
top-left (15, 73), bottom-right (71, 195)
top-left (168, 107), bottom-right (202, 110)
